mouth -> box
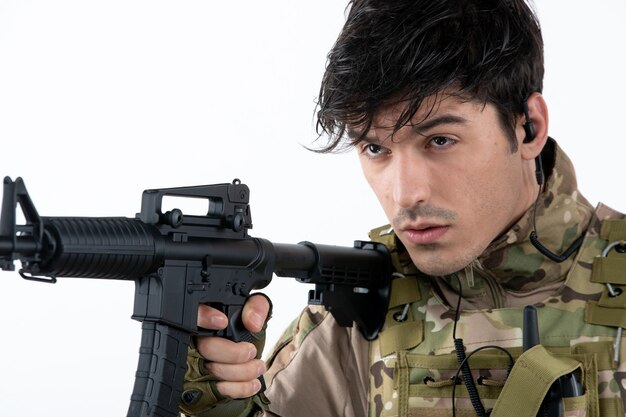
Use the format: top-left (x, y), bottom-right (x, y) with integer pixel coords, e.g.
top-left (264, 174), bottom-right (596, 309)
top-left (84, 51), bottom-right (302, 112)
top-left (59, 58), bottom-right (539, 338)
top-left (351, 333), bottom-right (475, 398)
top-left (400, 224), bottom-right (450, 245)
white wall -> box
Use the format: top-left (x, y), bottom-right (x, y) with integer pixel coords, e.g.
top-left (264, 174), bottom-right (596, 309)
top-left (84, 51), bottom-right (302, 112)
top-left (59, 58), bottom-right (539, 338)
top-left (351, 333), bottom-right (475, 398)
top-left (0, 1), bottom-right (624, 415)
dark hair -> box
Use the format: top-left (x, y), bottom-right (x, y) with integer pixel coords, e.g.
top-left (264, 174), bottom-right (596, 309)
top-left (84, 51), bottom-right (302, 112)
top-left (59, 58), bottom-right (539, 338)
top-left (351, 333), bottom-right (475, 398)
top-left (315, 0), bottom-right (544, 152)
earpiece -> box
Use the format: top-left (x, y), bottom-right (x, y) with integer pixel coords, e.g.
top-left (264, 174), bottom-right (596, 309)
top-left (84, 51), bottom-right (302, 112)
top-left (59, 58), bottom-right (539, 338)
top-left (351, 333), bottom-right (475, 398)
top-left (521, 95), bottom-right (583, 264)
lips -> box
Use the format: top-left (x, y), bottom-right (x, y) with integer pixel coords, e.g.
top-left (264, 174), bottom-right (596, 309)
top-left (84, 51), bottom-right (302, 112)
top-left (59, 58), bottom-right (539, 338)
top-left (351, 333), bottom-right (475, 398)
top-left (401, 224), bottom-right (449, 245)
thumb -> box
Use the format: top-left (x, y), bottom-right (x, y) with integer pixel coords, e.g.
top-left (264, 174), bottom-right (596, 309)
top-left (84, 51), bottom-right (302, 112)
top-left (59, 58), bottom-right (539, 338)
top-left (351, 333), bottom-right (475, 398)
top-left (242, 293), bottom-right (272, 334)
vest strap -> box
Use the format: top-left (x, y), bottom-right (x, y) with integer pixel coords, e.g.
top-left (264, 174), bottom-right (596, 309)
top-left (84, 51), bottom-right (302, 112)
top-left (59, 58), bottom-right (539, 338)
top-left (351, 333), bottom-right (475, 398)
top-left (380, 319), bottom-right (423, 357)
top-left (586, 218), bottom-right (626, 332)
top-left (586, 301), bottom-right (626, 328)
top-left (380, 276), bottom-right (424, 356)
top-left (389, 275), bottom-right (420, 309)
top-left (600, 220), bottom-right (626, 241)
top-left (599, 397), bottom-right (625, 417)
top-left (592, 257), bottom-right (626, 285)
top-left (490, 345), bottom-right (581, 417)
top-left (397, 351), bottom-right (410, 417)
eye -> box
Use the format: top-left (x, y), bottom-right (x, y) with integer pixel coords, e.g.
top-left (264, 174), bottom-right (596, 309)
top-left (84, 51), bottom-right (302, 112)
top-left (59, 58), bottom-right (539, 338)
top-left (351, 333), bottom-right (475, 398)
top-left (427, 136), bottom-right (457, 149)
top-left (360, 143), bottom-right (389, 159)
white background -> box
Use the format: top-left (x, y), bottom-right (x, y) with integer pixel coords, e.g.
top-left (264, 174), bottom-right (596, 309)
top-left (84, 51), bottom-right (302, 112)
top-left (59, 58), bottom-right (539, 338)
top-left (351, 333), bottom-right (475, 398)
top-left (0, 1), bottom-right (624, 416)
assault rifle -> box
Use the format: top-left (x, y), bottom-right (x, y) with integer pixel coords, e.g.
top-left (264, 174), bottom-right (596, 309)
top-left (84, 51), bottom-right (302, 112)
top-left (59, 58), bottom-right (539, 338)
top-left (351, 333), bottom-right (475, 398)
top-left (0, 177), bottom-right (392, 417)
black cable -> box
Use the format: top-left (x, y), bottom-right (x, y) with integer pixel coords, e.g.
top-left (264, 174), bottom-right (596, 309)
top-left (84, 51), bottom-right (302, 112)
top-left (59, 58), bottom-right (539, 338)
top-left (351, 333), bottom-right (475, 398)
top-left (451, 345), bottom-right (515, 417)
top-left (529, 231), bottom-right (583, 264)
top-left (454, 338), bottom-right (487, 416)
top-left (452, 273), bottom-right (463, 339)
top-left (451, 274), bottom-right (487, 417)
top-left (527, 159), bottom-right (584, 264)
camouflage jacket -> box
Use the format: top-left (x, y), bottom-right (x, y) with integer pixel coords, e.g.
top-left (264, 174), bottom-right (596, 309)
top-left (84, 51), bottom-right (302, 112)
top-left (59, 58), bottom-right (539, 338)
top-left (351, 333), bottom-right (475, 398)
top-left (258, 141), bottom-right (626, 417)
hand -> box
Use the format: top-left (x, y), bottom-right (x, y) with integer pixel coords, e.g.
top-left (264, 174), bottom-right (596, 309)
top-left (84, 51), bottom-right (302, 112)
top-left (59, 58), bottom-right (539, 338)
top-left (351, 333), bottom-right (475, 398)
top-left (196, 294), bottom-right (271, 399)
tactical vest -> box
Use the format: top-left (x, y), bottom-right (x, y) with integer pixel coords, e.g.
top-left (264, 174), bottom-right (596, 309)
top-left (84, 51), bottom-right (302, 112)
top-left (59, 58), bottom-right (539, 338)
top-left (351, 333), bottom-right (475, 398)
top-left (367, 207), bottom-right (626, 417)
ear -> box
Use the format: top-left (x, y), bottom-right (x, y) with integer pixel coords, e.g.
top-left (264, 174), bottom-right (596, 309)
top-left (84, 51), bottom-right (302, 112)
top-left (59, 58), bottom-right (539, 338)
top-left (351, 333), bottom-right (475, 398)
top-left (519, 92), bottom-right (549, 161)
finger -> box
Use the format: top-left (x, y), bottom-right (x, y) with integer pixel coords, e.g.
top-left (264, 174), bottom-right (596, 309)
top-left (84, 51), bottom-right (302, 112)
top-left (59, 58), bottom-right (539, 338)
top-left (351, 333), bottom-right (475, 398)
top-left (204, 359), bottom-right (266, 382)
top-left (215, 379), bottom-right (262, 399)
top-left (197, 304), bottom-right (228, 330)
top-left (196, 337), bottom-right (256, 364)
top-left (242, 294), bottom-right (271, 333)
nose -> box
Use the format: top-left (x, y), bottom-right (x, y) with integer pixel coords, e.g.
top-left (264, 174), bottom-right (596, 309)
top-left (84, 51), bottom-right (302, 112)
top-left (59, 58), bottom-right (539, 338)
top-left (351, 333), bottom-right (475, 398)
top-left (391, 153), bottom-right (431, 209)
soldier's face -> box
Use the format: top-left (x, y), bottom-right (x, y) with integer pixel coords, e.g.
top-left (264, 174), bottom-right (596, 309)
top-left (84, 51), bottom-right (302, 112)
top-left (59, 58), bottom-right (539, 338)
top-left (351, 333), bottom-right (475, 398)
top-left (355, 95), bottom-right (540, 276)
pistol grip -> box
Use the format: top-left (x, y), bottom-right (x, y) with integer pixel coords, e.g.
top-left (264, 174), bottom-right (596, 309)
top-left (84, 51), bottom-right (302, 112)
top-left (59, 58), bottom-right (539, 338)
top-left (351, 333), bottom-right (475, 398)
top-left (198, 303), bottom-right (253, 343)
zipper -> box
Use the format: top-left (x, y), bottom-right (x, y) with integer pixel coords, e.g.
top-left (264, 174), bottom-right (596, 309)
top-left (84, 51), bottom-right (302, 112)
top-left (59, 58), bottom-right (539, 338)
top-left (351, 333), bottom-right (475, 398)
top-left (465, 260), bottom-right (505, 309)
top-left (434, 261), bottom-right (506, 311)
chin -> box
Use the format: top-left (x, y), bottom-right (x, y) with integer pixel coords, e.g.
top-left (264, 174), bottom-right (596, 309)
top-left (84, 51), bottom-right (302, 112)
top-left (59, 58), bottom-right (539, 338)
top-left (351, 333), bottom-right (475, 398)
top-left (416, 264), bottom-right (461, 277)
top-left (409, 251), bottom-right (475, 277)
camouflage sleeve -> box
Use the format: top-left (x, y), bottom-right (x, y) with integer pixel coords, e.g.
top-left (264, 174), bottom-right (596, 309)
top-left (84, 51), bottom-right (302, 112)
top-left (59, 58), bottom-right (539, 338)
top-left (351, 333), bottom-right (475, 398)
top-left (261, 305), bottom-right (370, 417)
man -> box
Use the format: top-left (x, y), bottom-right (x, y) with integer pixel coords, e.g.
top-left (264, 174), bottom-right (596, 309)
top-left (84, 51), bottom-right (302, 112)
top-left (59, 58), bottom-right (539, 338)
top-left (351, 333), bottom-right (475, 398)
top-left (182, 1), bottom-right (626, 416)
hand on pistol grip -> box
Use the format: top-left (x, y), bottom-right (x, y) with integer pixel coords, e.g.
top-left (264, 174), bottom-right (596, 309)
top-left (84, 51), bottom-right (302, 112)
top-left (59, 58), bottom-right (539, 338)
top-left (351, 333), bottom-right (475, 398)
top-left (180, 294), bottom-right (272, 416)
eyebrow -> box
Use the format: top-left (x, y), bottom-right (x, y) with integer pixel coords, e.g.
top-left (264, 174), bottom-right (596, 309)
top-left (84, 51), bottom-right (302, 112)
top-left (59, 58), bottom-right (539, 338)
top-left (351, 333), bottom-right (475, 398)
top-left (346, 113), bottom-right (469, 143)
top-left (346, 128), bottom-right (377, 144)
top-left (411, 114), bottom-right (469, 135)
